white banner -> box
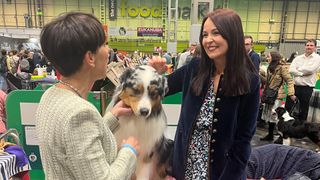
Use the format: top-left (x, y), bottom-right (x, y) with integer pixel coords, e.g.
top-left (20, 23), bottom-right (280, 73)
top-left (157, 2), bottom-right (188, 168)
top-left (108, 26), bottom-right (135, 37)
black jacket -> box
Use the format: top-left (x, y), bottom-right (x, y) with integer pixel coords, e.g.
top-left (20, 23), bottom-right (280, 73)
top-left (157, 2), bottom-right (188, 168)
top-left (167, 59), bottom-right (260, 180)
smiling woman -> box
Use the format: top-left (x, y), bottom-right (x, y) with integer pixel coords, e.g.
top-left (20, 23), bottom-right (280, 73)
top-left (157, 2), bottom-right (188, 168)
top-left (149, 8), bottom-right (260, 180)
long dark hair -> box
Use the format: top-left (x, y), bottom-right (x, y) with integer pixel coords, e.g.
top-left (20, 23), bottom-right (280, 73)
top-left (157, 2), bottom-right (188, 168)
top-left (287, 52), bottom-right (297, 63)
top-left (191, 9), bottom-right (256, 96)
top-left (268, 51), bottom-right (282, 74)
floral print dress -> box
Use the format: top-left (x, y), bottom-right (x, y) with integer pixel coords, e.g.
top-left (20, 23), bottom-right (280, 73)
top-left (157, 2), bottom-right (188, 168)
top-left (185, 80), bottom-right (215, 179)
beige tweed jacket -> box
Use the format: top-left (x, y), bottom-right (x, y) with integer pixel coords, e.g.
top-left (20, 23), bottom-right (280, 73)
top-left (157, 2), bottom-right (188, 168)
top-left (260, 62), bottom-right (295, 99)
top-left (36, 86), bottom-right (136, 180)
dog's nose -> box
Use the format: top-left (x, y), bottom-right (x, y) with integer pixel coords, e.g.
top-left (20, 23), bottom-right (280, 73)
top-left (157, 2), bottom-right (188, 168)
top-left (140, 108), bottom-right (149, 116)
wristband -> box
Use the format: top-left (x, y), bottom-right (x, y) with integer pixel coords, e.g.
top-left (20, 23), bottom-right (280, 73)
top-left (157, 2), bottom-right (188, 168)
top-left (122, 144), bottom-right (138, 156)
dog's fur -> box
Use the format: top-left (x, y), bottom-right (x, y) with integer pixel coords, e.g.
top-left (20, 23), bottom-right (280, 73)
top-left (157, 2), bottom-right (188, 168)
top-left (108, 65), bottom-right (173, 180)
top-left (275, 107), bottom-right (320, 148)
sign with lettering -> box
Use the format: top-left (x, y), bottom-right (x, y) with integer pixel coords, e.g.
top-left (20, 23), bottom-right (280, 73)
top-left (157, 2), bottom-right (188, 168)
top-left (109, 0), bottom-right (117, 20)
top-left (137, 27), bottom-right (163, 37)
top-left (116, 0), bottom-right (209, 20)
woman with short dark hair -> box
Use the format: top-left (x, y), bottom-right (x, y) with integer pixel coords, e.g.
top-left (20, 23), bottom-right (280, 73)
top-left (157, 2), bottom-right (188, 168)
top-left (36, 12), bottom-right (139, 180)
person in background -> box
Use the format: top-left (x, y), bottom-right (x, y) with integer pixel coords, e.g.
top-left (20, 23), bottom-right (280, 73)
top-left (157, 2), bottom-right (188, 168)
top-left (193, 44), bottom-right (201, 59)
top-left (108, 47), bottom-right (114, 64)
top-left (32, 49), bottom-right (42, 67)
top-left (109, 48), bottom-right (118, 63)
top-left (286, 39), bottom-right (320, 121)
top-left (176, 42), bottom-right (197, 69)
top-left (6, 50), bottom-right (19, 75)
top-left (163, 51), bottom-right (172, 65)
top-left (36, 12), bottom-right (139, 180)
top-left (244, 35), bottom-right (260, 70)
top-left (259, 51), bottom-right (295, 141)
top-left (149, 8), bottom-right (259, 180)
top-left (0, 50), bottom-right (8, 91)
top-left (19, 51), bottom-right (35, 74)
top-left (174, 49), bottom-right (187, 70)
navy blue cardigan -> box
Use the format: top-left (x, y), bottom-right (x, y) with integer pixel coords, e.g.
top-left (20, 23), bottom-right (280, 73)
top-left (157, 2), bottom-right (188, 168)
top-left (166, 59), bottom-right (260, 180)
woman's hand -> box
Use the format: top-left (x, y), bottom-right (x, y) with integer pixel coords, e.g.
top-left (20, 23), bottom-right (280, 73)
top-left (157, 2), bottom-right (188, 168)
top-left (111, 100), bottom-right (133, 119)
top-left (148, 56), bottom-right (168, 74)
top-left (290, 95), bottom-right (297, 102)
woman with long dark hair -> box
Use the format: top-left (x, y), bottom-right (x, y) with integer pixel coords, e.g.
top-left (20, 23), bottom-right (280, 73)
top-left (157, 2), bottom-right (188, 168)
top-left (150, 8), bottom-right (260, 180)
top-left (260, 51), bottom-right (296, 141)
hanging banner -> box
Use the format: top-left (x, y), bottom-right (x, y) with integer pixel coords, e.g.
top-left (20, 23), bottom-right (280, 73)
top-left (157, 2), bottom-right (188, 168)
top-left (137, 27), bottom-right (163, 37)
top-left (108, 26), bottom-right (135, 36)
top-left (109, 0), bottom-right (117, 20)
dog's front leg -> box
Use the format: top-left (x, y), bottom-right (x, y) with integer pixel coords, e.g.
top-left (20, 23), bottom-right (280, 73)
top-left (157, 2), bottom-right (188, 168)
top-left (282, 138), bottom-right (291, 146)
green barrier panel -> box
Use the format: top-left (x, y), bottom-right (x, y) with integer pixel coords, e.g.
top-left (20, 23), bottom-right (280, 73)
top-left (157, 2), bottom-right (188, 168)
top-left (6, 90), bottom-right (45, 179)
top-left (316, 80), bottom-right (320, 90)
top-left (163, 92), bottom-right (182, 104)
top-left (6, 88), bottom-right (182, 179)
top-left (6, 89), bottom-right (101, 180)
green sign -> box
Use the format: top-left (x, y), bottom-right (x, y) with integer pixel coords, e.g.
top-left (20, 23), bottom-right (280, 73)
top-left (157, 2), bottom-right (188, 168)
top-left (119, 0), bottom-right (208, 19)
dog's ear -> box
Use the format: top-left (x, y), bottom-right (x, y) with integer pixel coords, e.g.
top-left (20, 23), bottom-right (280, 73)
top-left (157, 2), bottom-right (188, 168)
top-left (109, 68), bottom-right (135, 107)
top-left (120, 67), bottom-right (135, 84)
top-left (275, 107), bottom-right (286, 116)
top-left (114, 67), bottom-right (135, 97)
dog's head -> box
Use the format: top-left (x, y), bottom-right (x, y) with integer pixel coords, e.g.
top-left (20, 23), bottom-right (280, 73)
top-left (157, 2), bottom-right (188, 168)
top-left (113, 65), bottom-right (168, 118)
top-left (275, 107), bottom-right (286, 120)
top-left (275, 107), bottom-right (295, 123)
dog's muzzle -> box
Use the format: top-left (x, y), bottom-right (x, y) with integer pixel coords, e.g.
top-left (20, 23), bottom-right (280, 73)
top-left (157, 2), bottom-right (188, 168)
top-left (139, 108), bottom-right (150, 117)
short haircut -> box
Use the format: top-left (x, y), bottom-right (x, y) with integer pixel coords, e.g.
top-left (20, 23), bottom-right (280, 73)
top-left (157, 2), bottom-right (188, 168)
top-left (40, 12), bottom-right (106, 77)
top-left (305, 39), bottom-right (317, 46)
top-left (244, 35), bottom-right (253, 44)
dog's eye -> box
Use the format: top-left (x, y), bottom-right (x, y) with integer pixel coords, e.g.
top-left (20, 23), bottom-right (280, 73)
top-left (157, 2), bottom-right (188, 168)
top-left (149, 91), bottom-right (159, 99)
top-left (128, 88), bottom-right (142, 97)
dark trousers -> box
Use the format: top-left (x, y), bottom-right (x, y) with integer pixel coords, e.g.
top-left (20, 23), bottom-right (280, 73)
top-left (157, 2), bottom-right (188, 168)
top-left (285, 85), bottom-right (313, 121)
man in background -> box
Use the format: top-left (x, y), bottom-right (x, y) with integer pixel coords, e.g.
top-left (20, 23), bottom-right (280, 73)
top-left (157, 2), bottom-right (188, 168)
top-left (176, 42), bottom-right (197, 69)
top-left (245, 35), bottom-right (260, 70)
top-left (286, 39), bottom-right (320, 121)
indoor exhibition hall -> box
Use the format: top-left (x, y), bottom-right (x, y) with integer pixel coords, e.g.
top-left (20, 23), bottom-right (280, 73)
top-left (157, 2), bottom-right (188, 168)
top-left (0, 0), bottom-right (320, 179)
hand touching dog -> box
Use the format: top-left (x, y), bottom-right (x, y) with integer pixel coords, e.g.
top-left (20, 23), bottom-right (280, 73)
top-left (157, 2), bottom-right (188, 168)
top-left (111, 100), bottom-right (133, 119)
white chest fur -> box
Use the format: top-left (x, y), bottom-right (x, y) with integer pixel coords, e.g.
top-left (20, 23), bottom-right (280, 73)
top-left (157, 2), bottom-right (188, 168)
top-left (114, 110), bottom-right (167, 154)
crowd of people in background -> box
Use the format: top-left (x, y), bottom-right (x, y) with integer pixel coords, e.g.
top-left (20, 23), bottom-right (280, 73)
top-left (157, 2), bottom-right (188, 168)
top-left (0, 48), bottom-right (55, 133)
top-left (106, 35), bottom-right (320, 153)
top-left (0, 8), bottom-right (319, 180)
top-left (0, 48), bottom-right (55, 91)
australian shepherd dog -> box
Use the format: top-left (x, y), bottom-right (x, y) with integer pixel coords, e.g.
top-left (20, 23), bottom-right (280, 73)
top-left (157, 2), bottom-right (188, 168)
top-left (108, 65), bottom-right (173, 180)
top-left (275, 107), bottom-right (320, 150)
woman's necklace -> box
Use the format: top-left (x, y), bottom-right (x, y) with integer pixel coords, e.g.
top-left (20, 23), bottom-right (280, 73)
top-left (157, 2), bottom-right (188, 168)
top-left (59, 80), bottom-right (82, 98)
